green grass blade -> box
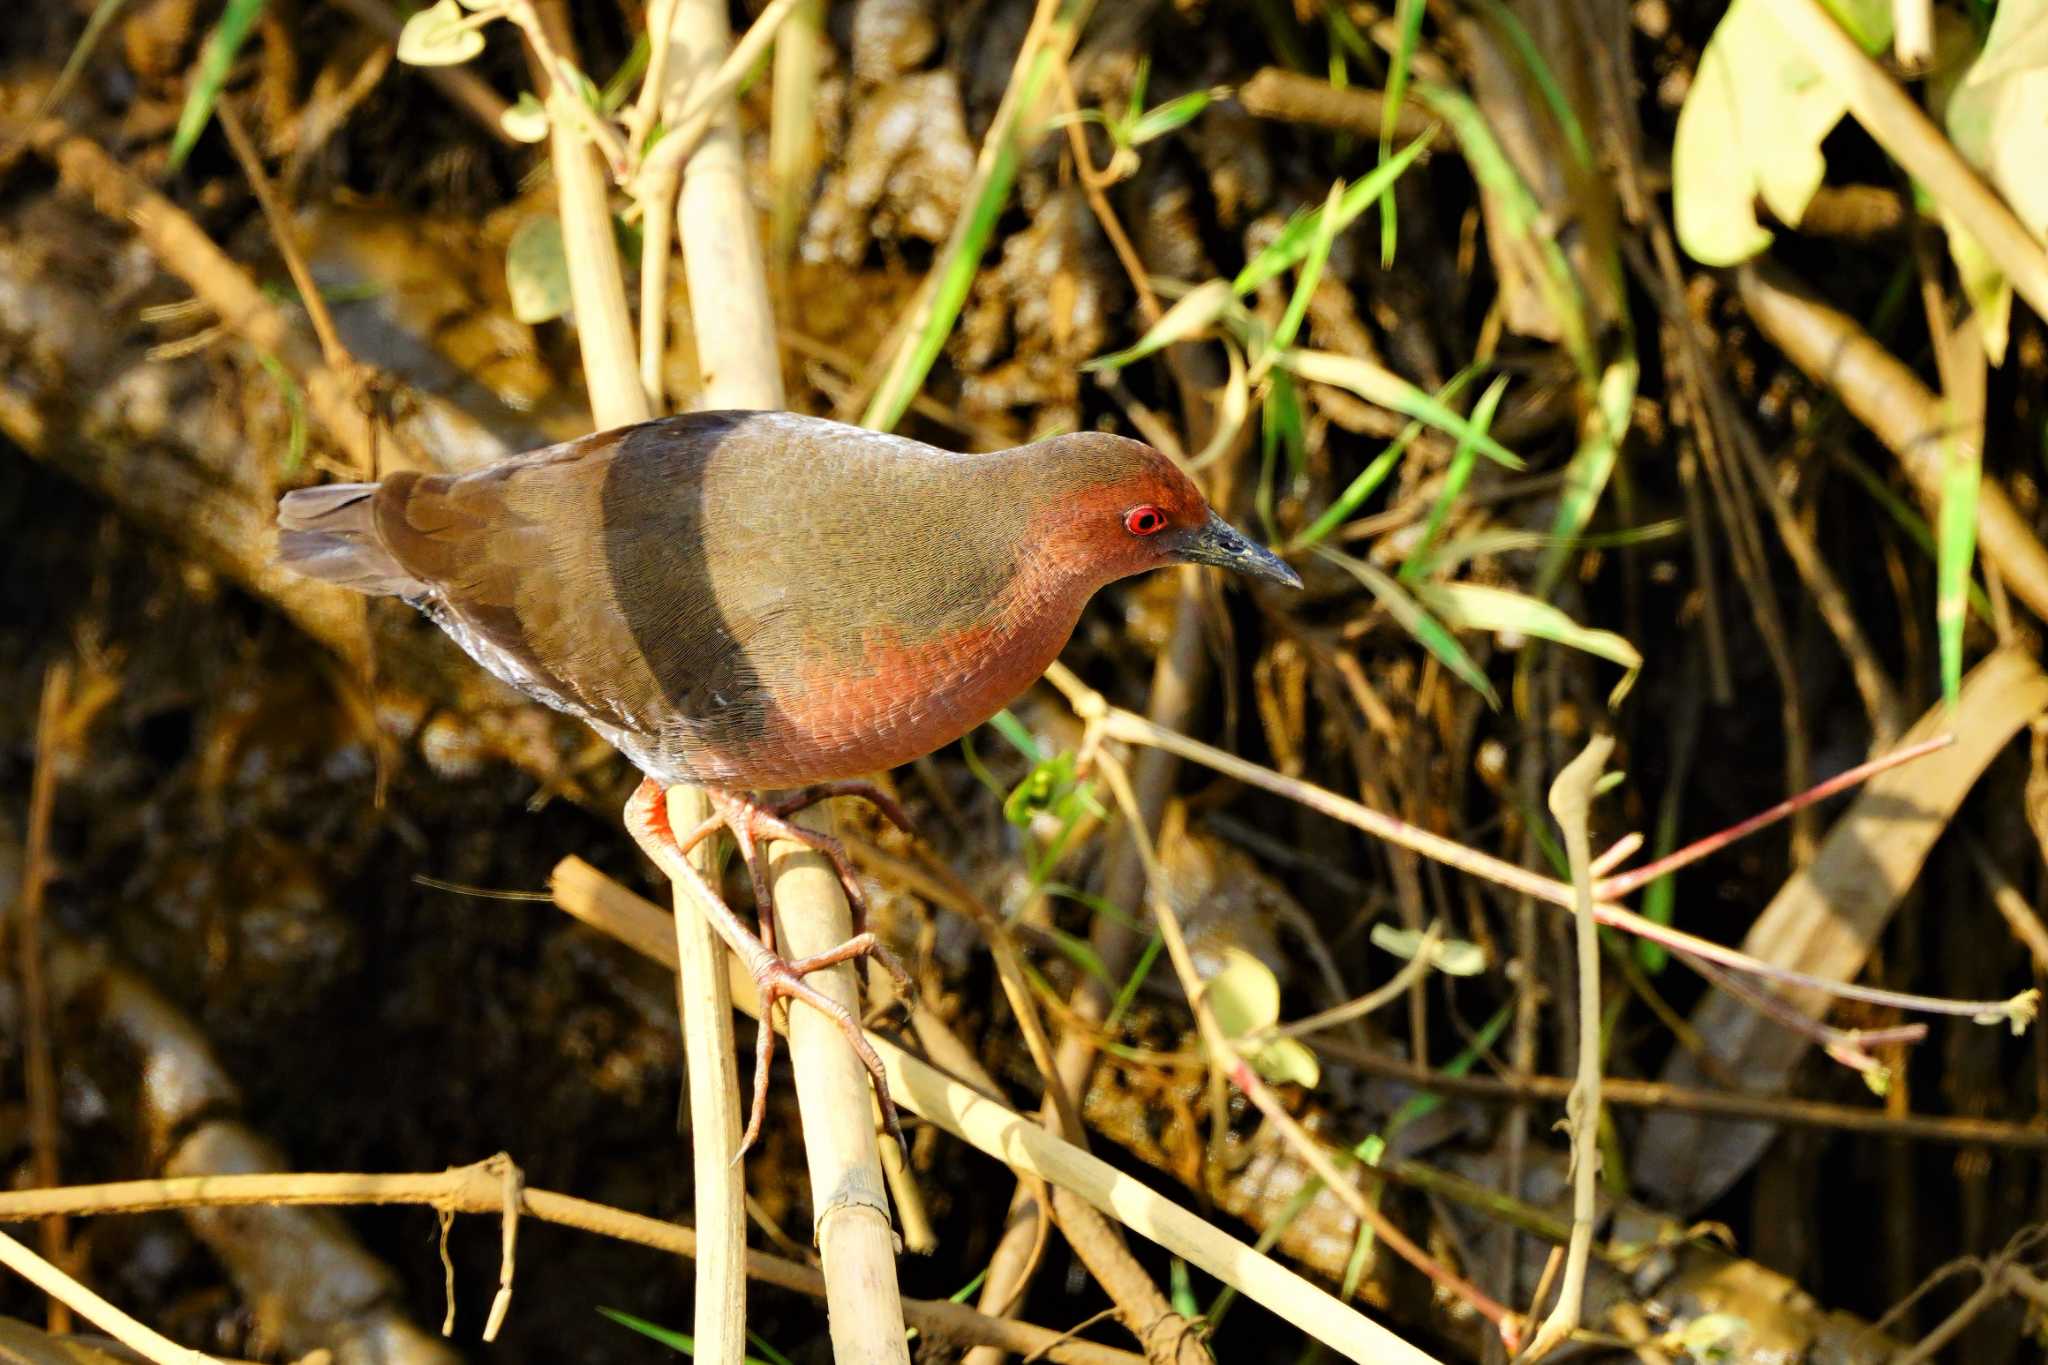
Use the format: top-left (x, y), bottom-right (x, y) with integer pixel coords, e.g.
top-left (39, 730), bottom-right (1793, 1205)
top-left (1833, 447), bottom-right (1995, 622)
top-left (1233, 130), bottom-right (1435, 293)
top-left (1536, 355), bottom-right (1637, 594)
top-left (1399, 374), bottom-right (1509, 583)
top-left (1130, 87), bottom-right (1217, 145)
top-left (1417, 581), bottom-right (1642, 706)
top-left (1269, 180), bottom-right (1345, 360)
top-left (168, 0), bottom-right (268, 171)
top-left (863, 2), bottom-right (1090, 431)
top-left (1316, 546), bottom-right (1499, 705)
top-left (37, 0), bottom-right (136, 119)
top-left (1285, 348), bottom-right (1522, 469)
top-left (1082, 280), bottom-right (1236, 373)
top-left (1412, 79), bottom-right (1596, 382)
top-left (1470, 0), bottom-right (1594, 171)
top-left (1378, 0), bottom-right (1425, 266)
top-left (1382, 1002), bottom-right (1513, 1135)
top-left (1409, 517), bottom-right (1683, 581)
top-left (254, 349), bottom-right (307, 473)
top-left (597, 1307), bottom-right (778, 1363)
top-left (987, 708), bottom-right (1046, 763)
top-left (1104, 932), bottom-right (1164, 1031)
top-left (1935, 417), bottom-right (1981, 709)
top-left (1289, 365), bottom-right (1479, 551)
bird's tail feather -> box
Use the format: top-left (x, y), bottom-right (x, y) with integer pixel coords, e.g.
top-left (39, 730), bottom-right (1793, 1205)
top-left (276, 484), bottom-right (427, 597)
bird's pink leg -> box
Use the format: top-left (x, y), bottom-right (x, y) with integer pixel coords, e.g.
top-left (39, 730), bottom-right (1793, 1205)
top-left (625, 777), bottom-right (910, 1159)
top-left (731, 781), bottom-right (917, 940)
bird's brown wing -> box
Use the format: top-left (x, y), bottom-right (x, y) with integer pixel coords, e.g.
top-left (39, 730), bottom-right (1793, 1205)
top-left (366, 419), bottom-right (785, 767)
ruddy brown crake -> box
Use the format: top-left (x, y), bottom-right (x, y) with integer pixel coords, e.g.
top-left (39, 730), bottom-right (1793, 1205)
top-left (277, 409), bottom-right (1300, 1152)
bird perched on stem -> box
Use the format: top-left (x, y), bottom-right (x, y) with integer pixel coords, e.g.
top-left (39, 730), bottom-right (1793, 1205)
top-left (277, 409), bottom-right (1300, 1152)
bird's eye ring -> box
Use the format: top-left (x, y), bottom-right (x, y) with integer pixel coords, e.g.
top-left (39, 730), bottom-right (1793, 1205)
top-left (1124, 504), bottom-right (1168, 536)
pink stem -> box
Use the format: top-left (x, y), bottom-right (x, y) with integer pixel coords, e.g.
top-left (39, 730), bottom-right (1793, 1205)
top-left (1596, 734), bottom-right (1955, 899)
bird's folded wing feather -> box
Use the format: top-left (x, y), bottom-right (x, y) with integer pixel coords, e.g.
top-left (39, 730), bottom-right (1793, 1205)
top-left (366, 429), bottom-right (781, 752)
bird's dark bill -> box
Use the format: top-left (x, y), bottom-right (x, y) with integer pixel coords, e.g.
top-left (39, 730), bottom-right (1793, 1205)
top-left (1175, 511), bottom-right (1303, 588)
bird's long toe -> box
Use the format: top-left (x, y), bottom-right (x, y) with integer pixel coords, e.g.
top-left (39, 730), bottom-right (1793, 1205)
top-left (753, 953), bottom-right (908, 1158)
top-left (767, 779), bottom-right (917, 840)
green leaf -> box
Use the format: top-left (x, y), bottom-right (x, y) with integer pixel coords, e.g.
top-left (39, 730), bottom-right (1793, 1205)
top-left (396, 0), bottom-right (486, 68)
top-left (1046, 927), bottom-right (1112, 985)
top-left (1823, 0), bottom-right (1899, 52)
top-left (167, 0), bottom-right (268, 170)
top-left (1232, 129), bottom-right (1436, 293)
top-left (1671, 0), bottom-right (1891, 266)
top-left (1414, 581), bottom-right (1643, 706)
top-left (1941, 0), bottom-right (2048, 363)
top-left (1284, 348), bottom-right (1523, 470)
top-left (1399, 374), bottom-right (1509, 583)
top-left (1315, 545), bottom-right (1499, 706)
top-left (500, 91), bottom-right (550, 143)
top-left (1369, 924), bottom-right (1487, 976)
top-left (1246, 1034), bottom-right (1321, 1087)
top-left (1202, 947), bottom-right (1321, 1088)
top-left (505, 214), bottom-right (571, 323)
top-left (1202, 946), bottom-right (1281, 1038)
top-left (1083, 279), bottom-right (1237, 372)
top-left (1935, 418), bottom-right (1981, 709)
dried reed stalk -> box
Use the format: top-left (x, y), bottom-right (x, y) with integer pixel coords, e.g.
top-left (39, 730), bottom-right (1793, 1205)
top-left (666, 0), bottom-right (912, 1357)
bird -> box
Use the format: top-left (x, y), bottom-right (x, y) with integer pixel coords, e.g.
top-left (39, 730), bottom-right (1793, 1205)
top-left (276, 408), bottom-right (1300, 1153)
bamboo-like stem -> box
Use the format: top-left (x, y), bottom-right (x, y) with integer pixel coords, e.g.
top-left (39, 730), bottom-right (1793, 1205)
top-left (663, 788), bottom-right (747, 1364)
top-left (669, 0), bottom-right (783, 413)
top-left (768, 0), bottom-right (825, 263)
top-left (1089, 749), bottom-right (1518, 1347)
top-left (548, 858), bottom-right (1434, 1363)
top-left (527, 5), bottom-right (648, 431)
top-left (666, 0), bottom-right (913, 1357)
top-left (528, 5), bottom-right (746, 1358)
top-left (637, 0), bottom-right (808, 190)
top-left (1527, 737), bottom-right (1613, 1357)
top-left (771, 811), bottom-right (910, 1364)
top-left (0, 1171), bottom-right (1139, 1365)
top-left (0, 1230), bottom-right (219, 1365)
top-left (635, 168), bottom-right (678, 411)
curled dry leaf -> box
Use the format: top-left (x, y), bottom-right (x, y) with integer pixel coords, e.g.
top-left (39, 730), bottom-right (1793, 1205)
top-left (1671, 0), bottom-right (1892, 265)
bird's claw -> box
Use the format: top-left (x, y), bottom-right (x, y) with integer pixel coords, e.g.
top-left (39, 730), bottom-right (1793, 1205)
top-left (626, 777), bottom-right (915, 1164)
top-left (741, 941), bottom-right (910, 1161)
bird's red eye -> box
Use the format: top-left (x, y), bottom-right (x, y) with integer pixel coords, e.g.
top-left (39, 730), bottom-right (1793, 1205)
top-left (1124, 504), bottom-right (1168, 536)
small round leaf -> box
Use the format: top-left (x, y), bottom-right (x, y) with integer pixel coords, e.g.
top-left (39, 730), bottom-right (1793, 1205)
top-left (397, 0), bottom-right (485, 67)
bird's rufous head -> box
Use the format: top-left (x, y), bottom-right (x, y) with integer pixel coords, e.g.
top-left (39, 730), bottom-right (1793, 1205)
top-left (1020, 432), bottom-right (1303, 592)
